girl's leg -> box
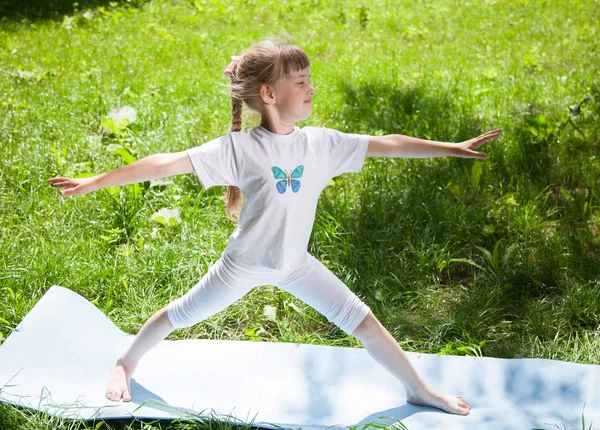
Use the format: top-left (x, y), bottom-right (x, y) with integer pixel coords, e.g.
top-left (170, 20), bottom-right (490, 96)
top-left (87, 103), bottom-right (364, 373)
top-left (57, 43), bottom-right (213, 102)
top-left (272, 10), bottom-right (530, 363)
top-left (106, 256), bottom-right (257, 402)
top-left (277, 254), bottom-right (470, 415)
top-left (352, 311), bottom-right (470, 415)
top-left (277, 255), bottom-right (372, 337)
top-left (106, 306), bottom-right (173, 402)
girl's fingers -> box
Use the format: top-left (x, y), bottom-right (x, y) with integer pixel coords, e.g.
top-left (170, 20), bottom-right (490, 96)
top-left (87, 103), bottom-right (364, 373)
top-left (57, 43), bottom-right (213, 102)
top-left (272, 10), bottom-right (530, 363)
top-left (473, 130), bottom-right (501, 147)
top-left (51, 181), bottom-right (74, 188)
top-left (482, 130), bottom-right (501, 139)
top-left (481, 130), bottom-right (502, 138)
top-left (60, 187), bottom-right (77, 197)
top-left (461, 148), bottom-right (487, 159)
top-left (48, 178), bottom-right (82, 188)
top-left (48, 178), bottom-right (73, 186)
top-left (479, 129), bottom-right (502, 139)
top-left (485, 128), bottom-right (502, 135)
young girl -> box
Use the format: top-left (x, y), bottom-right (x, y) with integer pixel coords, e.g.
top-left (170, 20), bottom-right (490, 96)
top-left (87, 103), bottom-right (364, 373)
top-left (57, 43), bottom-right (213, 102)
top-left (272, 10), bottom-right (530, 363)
top-left (48, 38), bottom-right (501, 416)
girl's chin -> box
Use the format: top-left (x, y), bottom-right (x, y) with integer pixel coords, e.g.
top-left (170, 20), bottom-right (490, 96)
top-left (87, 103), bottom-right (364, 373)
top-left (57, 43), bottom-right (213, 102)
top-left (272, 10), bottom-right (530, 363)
top-left (296, 111), bottom-right (312, 121)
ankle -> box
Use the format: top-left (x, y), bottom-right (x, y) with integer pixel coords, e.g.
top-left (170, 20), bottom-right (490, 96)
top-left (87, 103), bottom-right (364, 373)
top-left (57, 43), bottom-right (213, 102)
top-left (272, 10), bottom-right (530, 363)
top-left (405, 380), bottom-right (430, 397)
top-left (115, 357), bottom-right (137, 368)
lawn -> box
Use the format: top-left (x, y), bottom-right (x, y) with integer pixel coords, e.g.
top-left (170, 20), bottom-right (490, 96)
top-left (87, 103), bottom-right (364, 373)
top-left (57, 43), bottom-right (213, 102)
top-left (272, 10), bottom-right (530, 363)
top-left (0, 0), bottom-right (599, 428)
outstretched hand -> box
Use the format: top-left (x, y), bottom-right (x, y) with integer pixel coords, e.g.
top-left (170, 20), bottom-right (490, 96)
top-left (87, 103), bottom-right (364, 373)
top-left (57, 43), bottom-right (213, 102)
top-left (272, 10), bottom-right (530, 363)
top-left (47, 176), bottom-right (98, 197)
top-left (455, 129), bottom-right (502, 159)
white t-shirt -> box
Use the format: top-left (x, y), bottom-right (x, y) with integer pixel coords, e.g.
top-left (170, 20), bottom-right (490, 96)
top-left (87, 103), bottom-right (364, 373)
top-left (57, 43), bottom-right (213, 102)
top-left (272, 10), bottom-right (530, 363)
top-left (186, 125), bottom-right (370, 270)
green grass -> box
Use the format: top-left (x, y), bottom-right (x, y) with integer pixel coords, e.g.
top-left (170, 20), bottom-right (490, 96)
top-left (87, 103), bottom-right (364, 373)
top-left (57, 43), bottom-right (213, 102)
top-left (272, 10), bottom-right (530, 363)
top-left (1, 0), bottom-right (599, 429)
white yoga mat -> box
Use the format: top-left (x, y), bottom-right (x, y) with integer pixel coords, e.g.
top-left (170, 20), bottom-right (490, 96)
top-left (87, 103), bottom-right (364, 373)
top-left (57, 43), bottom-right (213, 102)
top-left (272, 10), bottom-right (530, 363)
top-left (0, 285), bottom-right (598, 429)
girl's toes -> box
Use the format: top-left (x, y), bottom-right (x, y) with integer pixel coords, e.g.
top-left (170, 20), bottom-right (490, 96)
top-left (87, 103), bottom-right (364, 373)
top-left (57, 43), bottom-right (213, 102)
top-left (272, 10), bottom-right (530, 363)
top-left (106, 388), bottom-right (121, 401)
top-left (458, 403), bottom-right (471, 414)
top-left (456, 395), bottom-right (469, 406)
top-left (451, 396), bottom-right (470, 415)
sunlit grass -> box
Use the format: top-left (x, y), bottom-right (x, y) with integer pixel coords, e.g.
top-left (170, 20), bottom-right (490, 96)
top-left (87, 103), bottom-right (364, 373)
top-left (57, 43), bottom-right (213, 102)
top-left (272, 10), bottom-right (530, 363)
top-left (1, 0), bottom-right (599, 429)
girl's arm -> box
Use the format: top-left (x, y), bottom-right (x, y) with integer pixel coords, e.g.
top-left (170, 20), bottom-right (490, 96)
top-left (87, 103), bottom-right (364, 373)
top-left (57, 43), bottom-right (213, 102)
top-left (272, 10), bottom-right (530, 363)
top-left (366, 129), bottom-right (502, 159)
top-left (47, 151), bottom-right (194, 197)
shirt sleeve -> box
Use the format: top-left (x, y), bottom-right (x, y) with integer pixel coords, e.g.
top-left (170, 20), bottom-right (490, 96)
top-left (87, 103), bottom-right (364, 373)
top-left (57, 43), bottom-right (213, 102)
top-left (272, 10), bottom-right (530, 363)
top-left (323, 127), bottom-right (370, 177)
top-left (186, 134), bottom-right (238, 188)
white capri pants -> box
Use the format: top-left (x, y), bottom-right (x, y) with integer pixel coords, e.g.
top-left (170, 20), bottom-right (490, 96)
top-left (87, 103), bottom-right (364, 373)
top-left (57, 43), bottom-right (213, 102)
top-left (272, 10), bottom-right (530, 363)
top-left (167, 251), bottom-right (371, 336)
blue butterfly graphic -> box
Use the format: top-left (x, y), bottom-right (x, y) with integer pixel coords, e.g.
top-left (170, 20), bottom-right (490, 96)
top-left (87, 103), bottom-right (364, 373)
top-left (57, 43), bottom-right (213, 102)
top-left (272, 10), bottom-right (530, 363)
top-left (271, 165), bottom-right (304, 194)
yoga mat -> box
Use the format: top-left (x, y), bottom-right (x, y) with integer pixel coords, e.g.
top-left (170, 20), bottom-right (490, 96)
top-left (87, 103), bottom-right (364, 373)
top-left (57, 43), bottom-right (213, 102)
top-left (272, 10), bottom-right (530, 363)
top-left (0, 285), bottom-right (598, 429)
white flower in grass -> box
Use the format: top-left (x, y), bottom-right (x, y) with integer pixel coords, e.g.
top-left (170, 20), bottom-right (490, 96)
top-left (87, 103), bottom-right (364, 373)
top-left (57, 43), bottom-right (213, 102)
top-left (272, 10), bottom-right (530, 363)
top-left (151, 207), bottom-right (181, 227)
top-left (263, 305), bottom-right (277, 321)
top-left (107, 106), bottom-right (137, 125)
top-left (103, 106), bottom-right (137, 134)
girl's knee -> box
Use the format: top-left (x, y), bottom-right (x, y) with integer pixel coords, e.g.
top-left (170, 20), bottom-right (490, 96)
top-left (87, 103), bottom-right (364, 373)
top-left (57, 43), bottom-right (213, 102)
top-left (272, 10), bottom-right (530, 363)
top-left (165, 302), bottom-right (184, 329)
top-left (161, 305), bottom-right (176, 331)
top-left (351, 309), bottom-right (378, 339)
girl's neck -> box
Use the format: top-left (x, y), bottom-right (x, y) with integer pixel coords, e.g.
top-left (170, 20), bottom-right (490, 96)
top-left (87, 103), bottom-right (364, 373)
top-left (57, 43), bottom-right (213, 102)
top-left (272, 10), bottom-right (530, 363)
top-left (260, 119), bottom-right (295, 136)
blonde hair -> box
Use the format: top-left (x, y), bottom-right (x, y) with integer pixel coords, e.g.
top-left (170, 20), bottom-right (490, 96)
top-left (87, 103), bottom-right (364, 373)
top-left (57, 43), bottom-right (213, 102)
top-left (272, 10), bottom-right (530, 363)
top-left (220, 35), bottom-right (310, 222)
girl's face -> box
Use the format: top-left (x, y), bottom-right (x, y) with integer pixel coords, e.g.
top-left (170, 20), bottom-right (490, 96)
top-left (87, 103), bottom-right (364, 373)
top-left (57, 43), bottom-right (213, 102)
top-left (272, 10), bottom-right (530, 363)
top-left (274, 67), bottom-right (316, 121)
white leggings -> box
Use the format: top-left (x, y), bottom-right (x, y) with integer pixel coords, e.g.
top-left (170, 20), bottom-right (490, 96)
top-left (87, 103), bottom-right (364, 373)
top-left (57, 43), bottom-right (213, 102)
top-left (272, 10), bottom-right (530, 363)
top-left (167, 251), bottom-right (371, 336)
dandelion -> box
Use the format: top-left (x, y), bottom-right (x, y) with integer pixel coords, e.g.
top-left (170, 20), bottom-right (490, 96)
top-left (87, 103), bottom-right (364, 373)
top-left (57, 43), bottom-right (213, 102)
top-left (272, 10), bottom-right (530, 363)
top-left (263, 305), bottom-right (277, 320)
top-left (151, 207), bottom-right (181, 227)
top-left (106, 106), bottom-right (137, 125)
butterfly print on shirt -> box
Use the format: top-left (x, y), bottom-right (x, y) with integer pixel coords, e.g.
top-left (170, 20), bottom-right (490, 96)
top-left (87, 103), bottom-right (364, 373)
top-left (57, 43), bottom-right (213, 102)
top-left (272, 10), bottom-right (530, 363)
top-left (271, 165), bottom-right (304, 194)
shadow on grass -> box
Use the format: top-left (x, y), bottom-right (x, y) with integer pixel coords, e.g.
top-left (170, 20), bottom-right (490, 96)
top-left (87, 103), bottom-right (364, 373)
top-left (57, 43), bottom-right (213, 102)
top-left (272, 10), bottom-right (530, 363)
top-left (0, 401), bottom-right (273, 430)
top-left (0, 0), bottom-right (149, 22)
top-left (316, 79), bottom-right (600, 358)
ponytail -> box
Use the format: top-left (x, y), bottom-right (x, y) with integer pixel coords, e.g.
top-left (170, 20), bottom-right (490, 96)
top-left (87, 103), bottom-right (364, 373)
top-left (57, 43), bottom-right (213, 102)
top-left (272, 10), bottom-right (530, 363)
top-left (219, 96), bottom-right (244, 222)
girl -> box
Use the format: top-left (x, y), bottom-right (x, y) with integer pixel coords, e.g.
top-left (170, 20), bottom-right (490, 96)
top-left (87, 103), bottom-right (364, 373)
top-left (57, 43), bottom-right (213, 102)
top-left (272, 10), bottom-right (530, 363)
top-left (48, 38), bottom-right (501, 416)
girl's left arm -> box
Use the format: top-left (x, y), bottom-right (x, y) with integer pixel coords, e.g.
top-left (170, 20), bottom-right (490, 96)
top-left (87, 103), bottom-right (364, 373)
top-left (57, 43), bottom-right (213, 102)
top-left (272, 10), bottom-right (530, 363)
top-left (365, 129), bottom-right (502, 159)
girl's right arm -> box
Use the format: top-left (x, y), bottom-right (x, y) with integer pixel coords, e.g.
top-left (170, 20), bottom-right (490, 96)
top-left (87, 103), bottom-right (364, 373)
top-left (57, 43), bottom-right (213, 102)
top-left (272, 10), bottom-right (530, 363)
top-left (47, 152), bottom-right (193, 197)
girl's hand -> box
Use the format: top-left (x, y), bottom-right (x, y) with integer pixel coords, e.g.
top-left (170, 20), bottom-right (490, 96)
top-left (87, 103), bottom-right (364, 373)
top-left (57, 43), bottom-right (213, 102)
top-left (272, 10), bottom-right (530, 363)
top-left (47, 176), bottom-right (98, 197)
top-left (454, 128), bottom-right (502, 159)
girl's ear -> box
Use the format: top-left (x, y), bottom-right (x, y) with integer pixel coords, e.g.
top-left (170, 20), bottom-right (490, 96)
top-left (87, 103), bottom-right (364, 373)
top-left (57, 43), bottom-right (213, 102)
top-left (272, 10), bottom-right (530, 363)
top-left (260, 84), bottom-right (276, 105)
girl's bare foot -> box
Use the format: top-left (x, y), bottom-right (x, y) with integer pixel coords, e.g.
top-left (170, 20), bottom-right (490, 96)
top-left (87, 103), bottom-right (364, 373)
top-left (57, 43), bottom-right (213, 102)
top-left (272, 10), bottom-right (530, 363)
top-left (406, 385), bottom-right (471, 415)
top-left (106, 359), bottom-right (137, 402)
